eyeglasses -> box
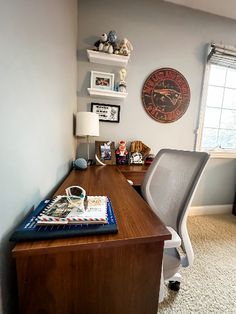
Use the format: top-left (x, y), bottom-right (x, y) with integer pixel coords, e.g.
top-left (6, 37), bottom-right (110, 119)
top-left (65, 186), bottom-right (86, 210)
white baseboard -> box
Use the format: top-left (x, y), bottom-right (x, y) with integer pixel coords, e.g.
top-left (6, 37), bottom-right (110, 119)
top-left (189, 204), bottom-right (233, 216)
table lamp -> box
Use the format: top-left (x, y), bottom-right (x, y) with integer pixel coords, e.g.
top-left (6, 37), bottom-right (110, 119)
top-left (76, 112), bottom-right (99, 164)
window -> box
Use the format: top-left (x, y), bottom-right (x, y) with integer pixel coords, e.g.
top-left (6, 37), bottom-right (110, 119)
top-left (197, 44), bottom-right (236, 157)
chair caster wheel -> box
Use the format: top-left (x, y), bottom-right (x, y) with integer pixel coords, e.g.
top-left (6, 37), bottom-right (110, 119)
top-left (168, 281), bottom-right (180, 291)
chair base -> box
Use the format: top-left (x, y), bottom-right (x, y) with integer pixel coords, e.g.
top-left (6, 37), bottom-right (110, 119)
top-left (168, 280), bottom-right (181, 291)
top-left (159, 272), bottom-right (182, 302)
top-left (166, 272), bottom-right (181, 292)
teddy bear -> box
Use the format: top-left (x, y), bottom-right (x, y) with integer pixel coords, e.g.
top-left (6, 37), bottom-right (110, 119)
top-left (93, 33), bottom-right (107, 51)
top-left (107, 30), bottom-right (118, 54)
top-left (93, 31), bottom-right (118, 54)
top-left (116, 38), bottom-right (133, 56)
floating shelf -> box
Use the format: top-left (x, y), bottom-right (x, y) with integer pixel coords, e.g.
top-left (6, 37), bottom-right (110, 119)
top-left (87, 49), bottom-right (130, 67)
top-left (87, 88), bottom-right (128, 100)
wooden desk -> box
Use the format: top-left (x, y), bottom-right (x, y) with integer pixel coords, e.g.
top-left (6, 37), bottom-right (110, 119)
top-left (117, 164), bottom-right (149, 186)
top-left (12, 166), bottom-right (170, 314)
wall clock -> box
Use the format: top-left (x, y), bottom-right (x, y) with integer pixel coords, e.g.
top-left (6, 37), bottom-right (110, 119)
top-left (141, 68), bottom-right (190, 123)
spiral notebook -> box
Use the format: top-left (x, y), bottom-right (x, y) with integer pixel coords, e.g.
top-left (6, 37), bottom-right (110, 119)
top-left (10, 197), bottom-right (118, 242)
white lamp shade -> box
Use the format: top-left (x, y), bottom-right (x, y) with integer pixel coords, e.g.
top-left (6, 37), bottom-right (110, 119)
top-left (76, 112), bottom-right (99, 137)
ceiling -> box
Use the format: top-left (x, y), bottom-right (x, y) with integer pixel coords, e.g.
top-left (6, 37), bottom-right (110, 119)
top-left (164, 0), bottom-right (236, 20)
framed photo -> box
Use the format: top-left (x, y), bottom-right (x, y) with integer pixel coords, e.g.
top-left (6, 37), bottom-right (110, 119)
top-left (90, 71), bottom-right (114, 91)
top-left (95, 141), bottom-right (116, 165)
top-left (91, 103), bottom-right (120, 123)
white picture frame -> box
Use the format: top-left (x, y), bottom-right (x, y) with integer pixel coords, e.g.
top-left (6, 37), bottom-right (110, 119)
top-left (90, 71), bottom-right (115, 91)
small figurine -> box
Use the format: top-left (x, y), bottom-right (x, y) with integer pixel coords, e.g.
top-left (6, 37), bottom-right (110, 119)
top-left (119, 68), bottom-right (127, 81)
top-left (116, 140), bottom-right (128, 165)
top-left (118, 68), bottom-right (127, 93)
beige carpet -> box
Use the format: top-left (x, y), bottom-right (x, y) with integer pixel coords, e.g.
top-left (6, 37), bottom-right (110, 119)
top-left (158, 214), bottom-right (236, 314)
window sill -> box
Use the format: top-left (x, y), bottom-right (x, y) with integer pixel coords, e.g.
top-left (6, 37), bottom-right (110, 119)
top-left (209, 150), bottom-right (236, 159)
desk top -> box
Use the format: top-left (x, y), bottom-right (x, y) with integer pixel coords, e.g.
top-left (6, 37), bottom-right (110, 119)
top-left (13, 166), bottom-right (170, 257)
top-left (117, 164), bottom-right (149, 173)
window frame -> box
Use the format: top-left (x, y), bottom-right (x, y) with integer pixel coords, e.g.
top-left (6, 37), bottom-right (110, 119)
top-left (196, 62), bottom-right (236, 159)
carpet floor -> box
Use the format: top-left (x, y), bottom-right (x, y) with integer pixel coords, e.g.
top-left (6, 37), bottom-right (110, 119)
top-left (158, 214), bottom-right (236, 314)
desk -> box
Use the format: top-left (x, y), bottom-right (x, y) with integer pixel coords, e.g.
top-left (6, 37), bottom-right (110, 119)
top-left (117, 164), bottom-right (149, 186)
top-left (12, 166), bottom-right (170, 314)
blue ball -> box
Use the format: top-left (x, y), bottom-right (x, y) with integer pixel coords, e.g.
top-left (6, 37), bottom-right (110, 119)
top-left (74, 158), bottom-right (87, 170)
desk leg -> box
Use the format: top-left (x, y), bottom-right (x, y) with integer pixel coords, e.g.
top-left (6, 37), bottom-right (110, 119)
top-left (16, 241), bottom-right (164, 314)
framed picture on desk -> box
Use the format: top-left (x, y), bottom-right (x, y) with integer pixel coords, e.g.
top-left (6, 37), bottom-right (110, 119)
top-left (95, 141), bottom-right (116, 165)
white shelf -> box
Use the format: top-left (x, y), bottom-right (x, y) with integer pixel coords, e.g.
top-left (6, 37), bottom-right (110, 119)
top-left (87, 88), bottom-right (128, 100)
top-left (87, 49), bottom-right (130, 67)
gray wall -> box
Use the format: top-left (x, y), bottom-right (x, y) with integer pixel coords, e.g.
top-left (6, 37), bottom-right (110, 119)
top-left (77, 0), bottom-right (236, 206)
top-left (0, 1), bottom-right (77, 313)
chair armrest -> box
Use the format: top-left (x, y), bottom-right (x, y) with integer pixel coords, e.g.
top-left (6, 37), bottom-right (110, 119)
top-left (164, 227), bottom-right (181, 249)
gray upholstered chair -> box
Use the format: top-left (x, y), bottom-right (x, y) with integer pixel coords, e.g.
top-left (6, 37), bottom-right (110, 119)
top-left (141, 149), bottom-right (209, 300)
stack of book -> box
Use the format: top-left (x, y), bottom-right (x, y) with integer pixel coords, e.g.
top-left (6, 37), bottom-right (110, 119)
top-left (37, 195), bottom-right (108, 225)
top-left (10, 196), bottom-right (118, 242)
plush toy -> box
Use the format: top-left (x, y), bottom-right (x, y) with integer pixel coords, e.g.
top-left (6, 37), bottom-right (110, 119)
top-left (93, 33), bottom-right (108, 51)
top-left (93, 31), bottom-right (118, 54)
top-left (93, 32), bottom-right (132, 56)
top-left (101, 41), bottom-right (113, 53)
top-left (117, 38), bottom-right (133, 56)
top-left (107, 30), bottom-right (118, 54)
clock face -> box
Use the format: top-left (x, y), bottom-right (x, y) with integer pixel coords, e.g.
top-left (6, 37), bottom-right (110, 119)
top-left (141, 68), bottom-right (190, 123)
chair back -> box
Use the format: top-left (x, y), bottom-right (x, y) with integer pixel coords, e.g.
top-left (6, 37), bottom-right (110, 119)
top-left (141, 149), bottom-right (209, 266)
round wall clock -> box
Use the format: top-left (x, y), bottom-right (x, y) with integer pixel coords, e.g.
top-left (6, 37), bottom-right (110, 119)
top-left (141, 68), bottom-right (190, 123)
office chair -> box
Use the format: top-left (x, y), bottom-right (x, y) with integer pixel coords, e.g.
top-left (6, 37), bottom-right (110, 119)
top-left (141, 149), bottom-right (209, 298)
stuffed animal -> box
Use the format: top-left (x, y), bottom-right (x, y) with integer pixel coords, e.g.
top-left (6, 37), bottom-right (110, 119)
top-left (107, 30), bottom-right (118, 54)
top-left (117, 38), bottom-right (133, 56)
top-left (93, 32), bottom-right (132, 56)
top-left (93, 33), bottom-right (107, 51)
top-left (101, 41), bottom-right (113, 54)
top-left (93, 31), bottom-right (118, 54)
